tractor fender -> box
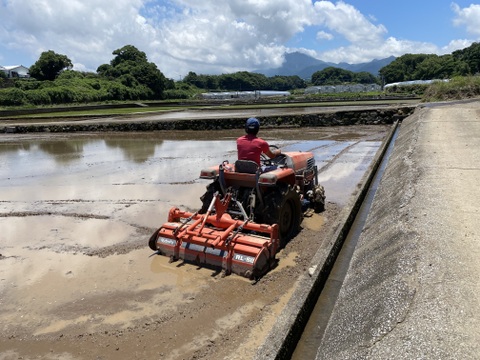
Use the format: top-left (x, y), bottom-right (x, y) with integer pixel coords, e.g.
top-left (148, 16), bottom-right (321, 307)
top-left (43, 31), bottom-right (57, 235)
top-left (258, 168), bottom-right (296, 186)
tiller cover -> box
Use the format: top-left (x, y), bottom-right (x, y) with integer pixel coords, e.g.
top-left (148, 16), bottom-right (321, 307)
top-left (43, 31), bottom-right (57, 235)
top-left (149, 194), bottom-right (279, 279)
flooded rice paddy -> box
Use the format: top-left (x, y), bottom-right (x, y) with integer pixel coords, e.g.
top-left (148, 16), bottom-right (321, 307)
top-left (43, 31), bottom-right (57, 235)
top-left (0, 126), bottom-right (388, 359)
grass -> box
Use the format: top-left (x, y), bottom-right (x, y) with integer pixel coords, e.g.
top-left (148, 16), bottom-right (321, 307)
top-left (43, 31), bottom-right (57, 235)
top-left (422, 76), bottom-right (480, 102)
top-left (24, 106), bottom-right (186, 117)
top-left (0, 105), bottom-right (192, 119)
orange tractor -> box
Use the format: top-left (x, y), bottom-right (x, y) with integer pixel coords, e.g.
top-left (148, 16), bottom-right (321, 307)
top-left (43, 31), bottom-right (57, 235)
top-left (149, 148), bottom-right (325, 279)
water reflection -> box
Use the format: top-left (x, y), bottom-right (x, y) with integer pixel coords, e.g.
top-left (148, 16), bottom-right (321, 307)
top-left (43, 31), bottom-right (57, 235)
top-left (38, 139), bottom-right (91, 164)
top-left (0, 135), bottom-right (380, 205)
top-left (0, 133), bottom-right (277, 170)
top-left (105, 137), bottom-right (162, 163)
top-left (0, 142), bottom-right (32, 154)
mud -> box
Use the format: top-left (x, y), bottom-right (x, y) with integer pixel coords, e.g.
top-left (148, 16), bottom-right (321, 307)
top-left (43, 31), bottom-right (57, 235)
top-left (0, 125), bottom-right (389, 359)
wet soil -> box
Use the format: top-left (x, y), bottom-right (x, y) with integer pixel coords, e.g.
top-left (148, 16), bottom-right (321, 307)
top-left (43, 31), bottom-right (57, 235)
top-left (0, 125), bottom-right (388, 359)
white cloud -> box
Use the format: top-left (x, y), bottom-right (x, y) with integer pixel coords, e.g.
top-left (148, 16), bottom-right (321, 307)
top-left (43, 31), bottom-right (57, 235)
top-left (452, 3), bottom-right (480, 37)
top-left (441, 39), bottom-right (475, 54)
top-left (0, 0), bottom-right (156, 71)
top-left (316, 31), bottom-right (334, 41)
top-left (312, 1), bottom-right (387, 45)
top-left (0, 0), bottom-right (319, 77)
top-left (318, 37), bottom-right (439, 64)
top-left (0, 0), bottom-right (477, 79)
top-left (149, 0), bottom-right (314, 77)
top-left (306, 2), bottom-right (476, 65)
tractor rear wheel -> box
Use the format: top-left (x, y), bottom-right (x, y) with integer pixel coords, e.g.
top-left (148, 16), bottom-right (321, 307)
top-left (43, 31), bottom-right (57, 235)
top-left (264, 185), bottom-right (302, 248)
top-left (148, 228), bottom-right (160, 251)
top-left (199, 180), bottom-right (221, 214)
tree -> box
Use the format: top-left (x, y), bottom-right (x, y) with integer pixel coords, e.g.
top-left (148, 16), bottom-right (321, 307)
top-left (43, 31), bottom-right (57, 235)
top-left (217, 71), bottom-right (268, 91)
top-left (311, 67), bottom-right (354, 85)
top-left (97, 45), bottom-right (167, 99)
top-left (268, 75), bottom-right (306, 91)
top-left (378, 50), bottom-right (478, 84)
top-left (183, 71), bottom-right (202, 87)
top-left (29, 50), bottom-right (73, 81)
top-left (110, 45), bottom-right (148, 67)
top-left (411, 55), bottom-right (463, 80)
top-left (354, 71), bottom-right (379, 84)
top-left (453, 42), bottom-right (480, 75)
top-left (379, 54), bottom-right (433, 83)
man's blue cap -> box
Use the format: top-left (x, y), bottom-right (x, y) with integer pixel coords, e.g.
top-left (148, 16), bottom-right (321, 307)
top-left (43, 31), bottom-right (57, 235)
top-left (246, 117), bottom-right (260, 131)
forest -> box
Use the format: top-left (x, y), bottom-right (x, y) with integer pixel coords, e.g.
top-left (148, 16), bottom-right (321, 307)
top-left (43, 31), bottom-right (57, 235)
top-left (1, 42), bottom-right (480, 106)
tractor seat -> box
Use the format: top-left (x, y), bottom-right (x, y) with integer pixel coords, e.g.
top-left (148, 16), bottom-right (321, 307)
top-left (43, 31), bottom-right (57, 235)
top-left (235, 160), bottom-right (259, 174)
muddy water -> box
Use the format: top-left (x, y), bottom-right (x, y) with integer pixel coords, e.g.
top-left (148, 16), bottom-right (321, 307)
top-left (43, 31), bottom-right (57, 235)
top-left (0, 127), bottom-right (385, 352)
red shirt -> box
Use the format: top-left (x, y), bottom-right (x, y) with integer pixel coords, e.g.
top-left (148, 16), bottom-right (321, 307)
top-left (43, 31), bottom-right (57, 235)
top-left (237, 134), bottom-right (270, 165)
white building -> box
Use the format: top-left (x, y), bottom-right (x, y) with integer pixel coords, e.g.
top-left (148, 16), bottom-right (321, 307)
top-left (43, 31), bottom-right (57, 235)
top-left (0, 65), bottom-right (30, 78)
top-left (383, 79), bottom-right (448, 89)
top-left (305, 83), bottom-right (381, 94)
top-left (201, 90), bottom-right (290, 99)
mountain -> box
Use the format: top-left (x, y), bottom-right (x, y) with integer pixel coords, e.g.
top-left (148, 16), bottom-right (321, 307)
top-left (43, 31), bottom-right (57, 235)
top-left (260, 52), bottom-right (335, 77)
top-left (257, 52), bottom-right (395, 79)
top-left (341, 56), bottom-right (396, 74)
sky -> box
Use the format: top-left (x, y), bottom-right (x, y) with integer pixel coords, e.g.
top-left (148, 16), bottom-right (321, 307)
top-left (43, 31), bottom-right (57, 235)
top-left (1, 1), bottom-right (480, 79)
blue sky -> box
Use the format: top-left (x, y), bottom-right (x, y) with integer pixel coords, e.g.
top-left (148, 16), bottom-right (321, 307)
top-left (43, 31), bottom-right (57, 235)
top-left (1, 1), bottom-right (479, 79)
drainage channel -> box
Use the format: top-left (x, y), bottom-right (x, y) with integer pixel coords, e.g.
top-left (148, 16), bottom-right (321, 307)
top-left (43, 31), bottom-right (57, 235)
top-left (291, 124), bottom-right (401, 360)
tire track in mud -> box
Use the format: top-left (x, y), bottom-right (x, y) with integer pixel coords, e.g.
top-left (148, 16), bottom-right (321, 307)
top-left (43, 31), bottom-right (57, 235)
top-left (0, 211), bottom-right (110, 219)
top-left (1, 205), bottom-right (155, 257)
top-left (316, 140), bottom-right (361, 173)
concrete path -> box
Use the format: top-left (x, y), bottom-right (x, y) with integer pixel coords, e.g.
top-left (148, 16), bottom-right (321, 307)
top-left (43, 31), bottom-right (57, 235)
top-left (316, 100), bottom-right (480, 359)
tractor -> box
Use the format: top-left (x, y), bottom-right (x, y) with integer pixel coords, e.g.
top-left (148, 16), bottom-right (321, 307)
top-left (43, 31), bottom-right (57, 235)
top-left (149, 147), bottom-right (325, 279)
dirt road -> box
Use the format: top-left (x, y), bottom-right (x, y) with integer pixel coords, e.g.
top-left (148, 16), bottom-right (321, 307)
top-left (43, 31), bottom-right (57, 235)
top-left (0, 126), bottom-right (388, 359)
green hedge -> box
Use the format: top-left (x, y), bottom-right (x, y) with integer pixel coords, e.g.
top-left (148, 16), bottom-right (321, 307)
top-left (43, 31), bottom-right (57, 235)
top-left (0, 88), bottom-right (27, 106)
top-left (0, 76), bottom-right (162, 106)
top-left (25, 89), bottom-right (52, 105)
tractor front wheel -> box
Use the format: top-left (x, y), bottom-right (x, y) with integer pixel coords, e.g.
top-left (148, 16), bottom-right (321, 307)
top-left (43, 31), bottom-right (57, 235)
top-left (313, 184), bottom-right (326, 213)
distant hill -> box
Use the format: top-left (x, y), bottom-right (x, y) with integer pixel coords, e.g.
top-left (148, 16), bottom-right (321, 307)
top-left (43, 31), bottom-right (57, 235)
top-left (340, 56), bottom-right (396, 75)
top-left (258, 52), bottom-right (395, 79)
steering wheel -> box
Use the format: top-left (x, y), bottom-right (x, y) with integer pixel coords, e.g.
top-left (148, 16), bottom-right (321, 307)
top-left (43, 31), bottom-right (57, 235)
top-left (260, 145), bottom-right (279, 166)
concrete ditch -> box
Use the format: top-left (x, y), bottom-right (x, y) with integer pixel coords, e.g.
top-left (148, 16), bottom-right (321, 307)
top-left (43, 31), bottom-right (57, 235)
top-left (314, 100), bottom-right (480, 359)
